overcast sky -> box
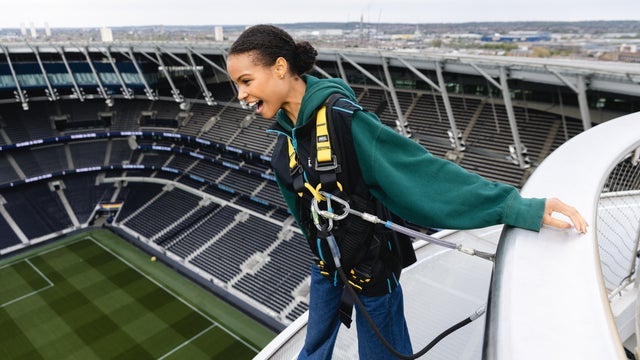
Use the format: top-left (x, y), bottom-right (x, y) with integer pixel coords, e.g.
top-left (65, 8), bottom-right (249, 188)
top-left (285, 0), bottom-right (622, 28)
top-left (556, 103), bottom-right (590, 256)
top-left (1, 0), bottom-right (639, 28)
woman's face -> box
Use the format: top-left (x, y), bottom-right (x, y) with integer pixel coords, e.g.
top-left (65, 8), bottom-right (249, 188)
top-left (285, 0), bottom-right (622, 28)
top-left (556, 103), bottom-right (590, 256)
top-left (226, 52), bottom-right (287, 119)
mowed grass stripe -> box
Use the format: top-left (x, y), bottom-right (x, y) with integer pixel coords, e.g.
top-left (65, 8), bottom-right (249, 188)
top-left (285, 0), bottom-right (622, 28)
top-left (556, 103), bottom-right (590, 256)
top-left (1, 230), bottom-right (274, 359)
top-left (28, 247), bottom-right (151, 359)
top-left (0, 239), bottom-right (216, 359)
top-left (56, 239), bottom-right (215, 358)
top-left (85, 237), bottom-right (259, 358)
top-left (1, 249), bottom-right (103, 359)
top-left (88, 229), bottom-right (275, 349)
top-left (89, 237), bottom-right (263, 354)
top-left (0, 307), bottom-right (44, 359)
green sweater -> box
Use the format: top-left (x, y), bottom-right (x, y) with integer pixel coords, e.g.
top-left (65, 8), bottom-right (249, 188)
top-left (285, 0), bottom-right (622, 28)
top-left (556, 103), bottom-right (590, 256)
top-left (273, 75), bottom-right (545, 232)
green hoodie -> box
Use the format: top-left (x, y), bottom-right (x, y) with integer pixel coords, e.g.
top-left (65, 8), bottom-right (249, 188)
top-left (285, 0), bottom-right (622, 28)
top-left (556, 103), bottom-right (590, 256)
top-left (273, 75), bottom-right (545, 232)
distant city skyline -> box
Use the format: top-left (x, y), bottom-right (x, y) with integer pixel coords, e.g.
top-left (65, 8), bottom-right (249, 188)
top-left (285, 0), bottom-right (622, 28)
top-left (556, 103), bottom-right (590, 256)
top-left (1, 0), bottom-right (639, 29)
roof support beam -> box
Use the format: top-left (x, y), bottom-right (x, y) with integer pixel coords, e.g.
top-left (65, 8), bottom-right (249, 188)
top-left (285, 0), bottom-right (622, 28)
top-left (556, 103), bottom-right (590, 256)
top-left (435, 61), bottom-right (465, 152)
top-left (104, 47), bottom-right (133, 99)
top-left (29, 45), bottom-right (58, 101)
top-left (468, 60), bottom-right (529, 168)
top-left (397, 56), bottom-right (464, 151)
top-left (159, 47), bottom-right (215, 106)
top-left (468, 62), bottom-right (502, 89)
top-left (191, 48), bottom-right (229, 74)
top-left (548, 68), bottom-right (592, 131)
top-left (120, 47), bottom-right (156, 100)
top-left (499, 67), bottom-right (530, 169)
top-left (335, 54), bottom-right (348, 83)
top-left (396, 56), bottom-right (441, 92)
top-left (339, 52), bottom-right (409, 136)
top-left (80, 46), bottom-right (112, 106)
top-left (154, 48), bottom-right (184, 104)
top-left (56, 47), bottom-right (84, 101)
top-left (381, 56), bottom-right (410, 137)
top-left (313, 64), bottom-right (332, 79)
top-left (186, 50), bottom-right (215, 106)
top-left (191, 48), bottom-right (237, 99)
top-left (576, 75), bottom-right (592, 131)
top-left (1, 46), bottom-right (28, 110)
top-left (339, 53), bottom-right (389, 91)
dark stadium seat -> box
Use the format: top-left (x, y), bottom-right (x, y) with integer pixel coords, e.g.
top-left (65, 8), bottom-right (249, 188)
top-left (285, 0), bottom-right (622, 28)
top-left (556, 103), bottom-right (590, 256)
top-left (0, 213), bottom-right (22, 249)
top-left (1, 182), bottom-right (73, 240)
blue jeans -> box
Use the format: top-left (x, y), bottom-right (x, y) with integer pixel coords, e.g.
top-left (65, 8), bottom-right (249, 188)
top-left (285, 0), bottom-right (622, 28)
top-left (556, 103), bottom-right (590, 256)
top-left (298, 264), bottom-right (413, 359)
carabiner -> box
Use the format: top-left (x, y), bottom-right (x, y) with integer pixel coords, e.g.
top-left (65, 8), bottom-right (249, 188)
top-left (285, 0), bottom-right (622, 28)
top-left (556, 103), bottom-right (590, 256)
top-left (311, 199), bottom-right (333, 232)
top-left (311, 192), bottom-right (350, 223)
top-left (321, 192), bottom-right (350, 221)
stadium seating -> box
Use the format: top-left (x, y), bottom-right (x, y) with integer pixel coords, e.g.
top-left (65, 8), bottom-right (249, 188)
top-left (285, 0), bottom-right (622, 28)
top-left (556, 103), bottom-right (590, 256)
top-left (0, 89), bottom-right (588, 326)
top-left (1, 181), bottom-right (73, 239)
top-left (0, 214), bottom-right (22, 249)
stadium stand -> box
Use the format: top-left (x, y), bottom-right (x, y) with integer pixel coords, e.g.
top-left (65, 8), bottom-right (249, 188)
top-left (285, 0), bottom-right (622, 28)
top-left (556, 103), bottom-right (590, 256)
top-left (1, 181), bottom-right (73, 239)
top-left (61, 174), bottom-right (114, 224)
top-left (0, 153), bottom-right (20, 183)
top-left (115, 182), bottom-right (165, 221)
top-left (234, 231), bottom-right (314, 315)
top-left (0, 214), bottom-right (22, 249)
top-left (69, 140), bottom-right (109, 168)
top-left (0, 93), bottom-right (590, 324)
top-left (122, 188), bottom-right (203, 238)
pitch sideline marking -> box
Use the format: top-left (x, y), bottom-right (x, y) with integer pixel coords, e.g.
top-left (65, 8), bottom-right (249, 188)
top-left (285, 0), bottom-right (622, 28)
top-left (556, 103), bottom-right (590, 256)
top-left (0, 259), bottom-right (54, 308)
top-left (157, 324), bottom-right (217, 360)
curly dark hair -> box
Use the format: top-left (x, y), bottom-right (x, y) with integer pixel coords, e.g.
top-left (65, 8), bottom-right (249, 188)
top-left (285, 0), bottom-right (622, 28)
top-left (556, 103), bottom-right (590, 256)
top-left (228, 24), bottom-right (317, 76)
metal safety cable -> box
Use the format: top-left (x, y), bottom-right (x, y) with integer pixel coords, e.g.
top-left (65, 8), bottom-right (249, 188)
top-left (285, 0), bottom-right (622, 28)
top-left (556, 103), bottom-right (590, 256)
top-left (312, 192), bottom-right (495, 262)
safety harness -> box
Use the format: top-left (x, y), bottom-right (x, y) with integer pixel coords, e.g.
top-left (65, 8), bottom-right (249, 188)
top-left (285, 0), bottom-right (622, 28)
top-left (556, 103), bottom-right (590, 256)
top-left (283, 94), bottom-right (413, 328)
top-left (272, 94), bottom-right (489, 359)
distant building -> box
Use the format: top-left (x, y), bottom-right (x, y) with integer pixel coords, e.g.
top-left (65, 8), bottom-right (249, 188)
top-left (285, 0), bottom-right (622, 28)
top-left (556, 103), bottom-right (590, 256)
top-left (214, 26), bottom-right (223, 42)
top-left (620, 44), bottom-right (637, 53)
top-left (600, 44), bottom-right (640, 63)
top-left (45, 22), bottom-right (51, 37)
top-left (29, 22), bottom-right (36, 38)
top-left (481, 32), bottom-right (552, 43)
top-left (100, 27), bottom-right (113, 42)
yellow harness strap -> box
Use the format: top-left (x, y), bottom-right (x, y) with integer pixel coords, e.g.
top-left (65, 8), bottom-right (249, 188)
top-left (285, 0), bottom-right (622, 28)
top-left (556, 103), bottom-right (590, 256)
top-left (287, 104), bottom-right (341, 201)
top-left (315, 106), bottom-right (333, 164)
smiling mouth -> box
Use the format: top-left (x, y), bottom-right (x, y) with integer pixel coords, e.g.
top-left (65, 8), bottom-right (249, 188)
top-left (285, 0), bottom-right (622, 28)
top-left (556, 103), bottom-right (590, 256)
top-left (248, 100), bottom-right (264, 113)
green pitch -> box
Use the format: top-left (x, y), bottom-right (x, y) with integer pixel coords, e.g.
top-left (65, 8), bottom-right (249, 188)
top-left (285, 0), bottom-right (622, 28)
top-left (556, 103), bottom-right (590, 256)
top-left (0, 229), bottom-right (276, 359)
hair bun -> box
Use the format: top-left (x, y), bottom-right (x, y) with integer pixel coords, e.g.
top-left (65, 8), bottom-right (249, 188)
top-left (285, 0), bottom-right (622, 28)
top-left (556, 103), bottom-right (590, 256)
top-left (294, 41), bottom-right (318, 75)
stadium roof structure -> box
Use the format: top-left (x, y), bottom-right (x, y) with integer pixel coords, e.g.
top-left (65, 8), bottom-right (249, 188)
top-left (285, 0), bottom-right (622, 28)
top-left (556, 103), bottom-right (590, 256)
top-left (3, 42), bottom-right (640, 99)
top-left (1, 42), bottom-right (640, 169)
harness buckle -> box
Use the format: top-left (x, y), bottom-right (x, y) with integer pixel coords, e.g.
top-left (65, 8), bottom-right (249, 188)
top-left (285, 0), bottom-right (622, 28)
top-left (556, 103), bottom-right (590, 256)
top-left (290, 163), bottom-right (303, 176)
top-left (315, 155), bottom-right (340, 172)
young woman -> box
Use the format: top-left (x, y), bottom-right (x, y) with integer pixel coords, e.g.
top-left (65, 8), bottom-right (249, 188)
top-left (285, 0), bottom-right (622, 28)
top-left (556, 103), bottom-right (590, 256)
top-left (226, 24), bottom-right (587, 360)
